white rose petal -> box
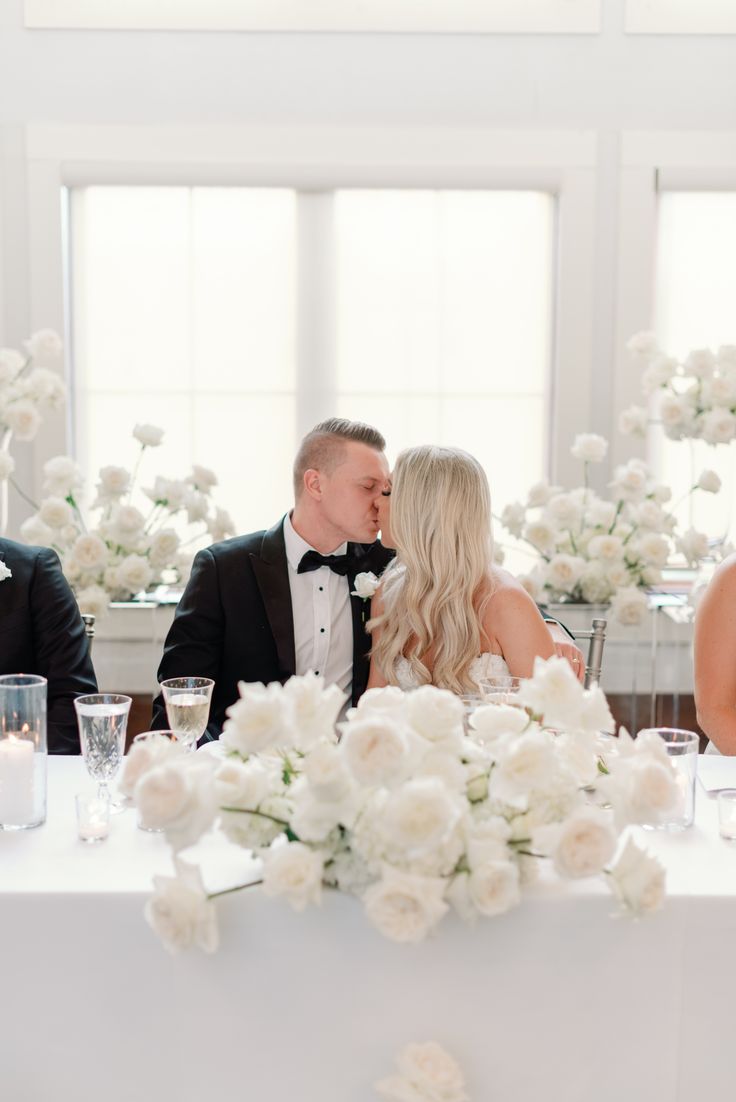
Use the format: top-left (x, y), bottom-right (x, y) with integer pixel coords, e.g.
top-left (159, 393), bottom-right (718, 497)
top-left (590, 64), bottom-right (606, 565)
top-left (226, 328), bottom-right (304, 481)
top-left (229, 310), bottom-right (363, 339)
top-left (116, 553), bottom-right (153, 595)
top-left (4, 400), bottom-right (41, 441)
top-left (262, 842), bottom-right (324, 912)
top-left (376, 1042), bottom-right (469, 1102)
top-left (38, 496), bottom-right (73, 530)
top-left (148, 527), bottom-right (180, 567)
top-left (571, 433), bottom-right (608, 464)
top-left (189, 464), bottom-right (218, 491)
top-left (609, 586), bottom-right (648, 626)
top-left (468, 859), bottom-right (521, 917)
top-left (626, 331), bottom-right (660, 359)
top-left (362, 868), bottom-right (448, 943)
top-left (75, 585), bottom-right (110, 620)
top-left (43, 455), bottom-right (83, 498)
top-left (697, 469), bottom-right (721, 494)
top-left (382, 778), bottom-right (462, 857)
top-left (549, 807), bottom-right (617, 879)
top-left (221, 681), bottom-right (291, 756)
top-left (144, 858), bottom-right (218, 954)
top-left (607, 837), bottom-right (665, 916)
top-left (618, 405), bottom-right (649, 437)
top-left (19, 514), bottom-right (55, 547)
top-left (24, 328), bottom-right (63, 362)
top-left (341, 714), bottom-right (410, 787)
top-left (406, 685), bottom-right (464, 743)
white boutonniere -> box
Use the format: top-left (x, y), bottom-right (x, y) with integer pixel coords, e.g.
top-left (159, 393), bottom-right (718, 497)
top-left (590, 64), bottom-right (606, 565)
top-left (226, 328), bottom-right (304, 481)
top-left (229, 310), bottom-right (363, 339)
top-left (0, 561), bottom-right (12, 582)
top-left (351, 571), bottom-right (379, 600)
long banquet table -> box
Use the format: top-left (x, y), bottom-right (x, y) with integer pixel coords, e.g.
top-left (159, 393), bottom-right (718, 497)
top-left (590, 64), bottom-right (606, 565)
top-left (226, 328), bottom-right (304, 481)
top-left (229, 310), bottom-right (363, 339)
top-left (2, 758), bottom-right (735, 1102)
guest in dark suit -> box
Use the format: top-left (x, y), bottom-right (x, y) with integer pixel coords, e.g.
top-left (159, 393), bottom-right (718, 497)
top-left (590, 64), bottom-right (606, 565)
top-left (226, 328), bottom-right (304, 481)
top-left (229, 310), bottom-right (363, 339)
top-left (153, 419), bottom-right (393, 742)
top-left (0, 537), bottom-right (98, 753)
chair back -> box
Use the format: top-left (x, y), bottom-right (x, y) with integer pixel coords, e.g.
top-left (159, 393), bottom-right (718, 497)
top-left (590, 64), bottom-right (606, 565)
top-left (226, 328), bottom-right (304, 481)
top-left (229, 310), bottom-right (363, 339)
top-left (81, 613), bottom-right (96, 653)
top-left (571, 618), bottom-right (607, 689)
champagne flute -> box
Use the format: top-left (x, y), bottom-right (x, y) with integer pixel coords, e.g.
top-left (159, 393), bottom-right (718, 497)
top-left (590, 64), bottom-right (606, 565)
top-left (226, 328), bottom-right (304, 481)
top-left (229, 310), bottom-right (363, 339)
top-left (74, 693), bottom-right (132, 812)
top-left (160, 677), bottom-right (214, 751)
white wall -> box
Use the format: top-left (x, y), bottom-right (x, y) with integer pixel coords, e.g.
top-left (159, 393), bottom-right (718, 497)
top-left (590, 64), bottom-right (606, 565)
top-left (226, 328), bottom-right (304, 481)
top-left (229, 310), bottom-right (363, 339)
top-left (1, 0), bottom-right (735, 532)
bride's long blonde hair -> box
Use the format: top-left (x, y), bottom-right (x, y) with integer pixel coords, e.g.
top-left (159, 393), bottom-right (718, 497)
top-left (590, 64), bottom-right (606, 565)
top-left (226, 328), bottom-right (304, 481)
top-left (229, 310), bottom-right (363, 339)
top-left (369, 445), bottom-right (495, 694)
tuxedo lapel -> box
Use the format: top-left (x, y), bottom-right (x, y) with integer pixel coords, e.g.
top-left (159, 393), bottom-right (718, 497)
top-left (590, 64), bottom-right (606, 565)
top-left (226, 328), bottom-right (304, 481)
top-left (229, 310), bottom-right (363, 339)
top-left (347, 542), bottom-right (377, 705)
top-left (249, 518), bottom-right (296, 681)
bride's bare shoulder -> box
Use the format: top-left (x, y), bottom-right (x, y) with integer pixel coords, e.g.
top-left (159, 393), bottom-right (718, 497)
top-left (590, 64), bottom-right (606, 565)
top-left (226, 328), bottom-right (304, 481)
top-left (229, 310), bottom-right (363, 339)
top-left (484, 568), bottom-right (538, 620)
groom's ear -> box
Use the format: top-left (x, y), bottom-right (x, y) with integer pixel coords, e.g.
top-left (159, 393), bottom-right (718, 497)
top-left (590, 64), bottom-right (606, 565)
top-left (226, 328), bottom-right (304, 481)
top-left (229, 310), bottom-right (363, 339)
top-left (303, 468), bottom-right (323, 501)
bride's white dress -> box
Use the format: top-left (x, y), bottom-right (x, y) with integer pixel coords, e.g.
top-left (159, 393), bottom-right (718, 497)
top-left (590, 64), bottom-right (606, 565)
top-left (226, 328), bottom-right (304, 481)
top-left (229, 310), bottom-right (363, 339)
top-left (394, 652), bottom-right (510, 690)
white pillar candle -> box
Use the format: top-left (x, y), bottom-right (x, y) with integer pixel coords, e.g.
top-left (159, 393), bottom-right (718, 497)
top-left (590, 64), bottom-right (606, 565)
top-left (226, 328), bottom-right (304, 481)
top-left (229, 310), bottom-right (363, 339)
top-left (0, 735), bottom-right (35, 824)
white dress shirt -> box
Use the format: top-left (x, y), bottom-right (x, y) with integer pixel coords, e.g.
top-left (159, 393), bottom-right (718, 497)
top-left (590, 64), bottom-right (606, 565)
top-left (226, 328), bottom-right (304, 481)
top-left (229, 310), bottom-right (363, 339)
top-left (283, 514), bottom-right (354, 702)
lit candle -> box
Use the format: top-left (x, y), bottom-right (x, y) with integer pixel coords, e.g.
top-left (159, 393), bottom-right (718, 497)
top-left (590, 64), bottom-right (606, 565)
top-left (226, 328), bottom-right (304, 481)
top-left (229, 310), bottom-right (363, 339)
top-left (0, 734), bottom-right (35, 824)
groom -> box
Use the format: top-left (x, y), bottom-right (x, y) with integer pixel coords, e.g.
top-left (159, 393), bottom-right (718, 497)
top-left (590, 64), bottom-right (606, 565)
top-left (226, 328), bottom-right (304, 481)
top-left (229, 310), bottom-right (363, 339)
top-left (153, 417), bottom-right (582, 743)
top-left (152, 419), bottom-right (393, 741)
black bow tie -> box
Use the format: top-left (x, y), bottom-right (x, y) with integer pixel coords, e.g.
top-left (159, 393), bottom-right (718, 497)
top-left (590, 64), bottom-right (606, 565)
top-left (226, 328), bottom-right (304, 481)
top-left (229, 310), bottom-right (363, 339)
top-left (297, 549), bottom-right (356, 577)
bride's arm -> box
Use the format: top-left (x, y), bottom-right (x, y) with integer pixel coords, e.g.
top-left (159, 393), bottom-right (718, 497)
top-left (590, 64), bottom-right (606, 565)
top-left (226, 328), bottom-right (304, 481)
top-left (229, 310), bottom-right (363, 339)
top-left (365, 589), bottom-right (389, 689)
top-left (694, 556), bottom-right (736, 754)
top-left (483, 583), bottom-right (556, 679)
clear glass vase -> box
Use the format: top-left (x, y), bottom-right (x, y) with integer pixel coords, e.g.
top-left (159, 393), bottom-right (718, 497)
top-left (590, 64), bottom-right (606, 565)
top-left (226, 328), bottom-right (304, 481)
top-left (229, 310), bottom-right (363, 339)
top-left (0, 674), bottom-right (48, 830)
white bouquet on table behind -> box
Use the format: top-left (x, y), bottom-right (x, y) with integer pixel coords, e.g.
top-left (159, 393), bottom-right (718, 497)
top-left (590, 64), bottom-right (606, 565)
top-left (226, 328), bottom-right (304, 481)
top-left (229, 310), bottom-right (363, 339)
top-left (498, 433), bottom-right (719, 626)
top-left (19, 424), bottom-right (235, 617)
top-left (127, 659), bottom-right (674, 955)
top-left (621, 331), bottom-right (736, 446)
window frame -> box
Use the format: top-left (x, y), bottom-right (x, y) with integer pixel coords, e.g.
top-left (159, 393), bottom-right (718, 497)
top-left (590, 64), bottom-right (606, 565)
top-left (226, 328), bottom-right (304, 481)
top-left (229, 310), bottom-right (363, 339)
top-left (25, 123), bottom-right (597, 500)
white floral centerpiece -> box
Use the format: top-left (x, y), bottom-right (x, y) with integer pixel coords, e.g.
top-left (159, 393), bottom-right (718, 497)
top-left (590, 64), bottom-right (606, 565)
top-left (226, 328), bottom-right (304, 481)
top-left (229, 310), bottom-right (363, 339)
top-left (498, 433), bottom-right (719, 626)
top-left (18, 423), bottom-right (235, 617)
top-left (0, 330), bottom-right (66, 532)
top-left (620, 331), bottom-right (736, 445)
top-left (126, 659), bottom-right (674, 955)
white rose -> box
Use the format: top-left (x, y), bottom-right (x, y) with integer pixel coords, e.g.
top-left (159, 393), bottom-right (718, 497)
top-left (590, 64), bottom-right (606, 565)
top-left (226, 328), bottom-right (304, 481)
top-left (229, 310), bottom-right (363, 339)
top-left (546, 553), bottom-right (586, 593)
top-left (606, 837), bottom-right (665, 916)
top-left (208, 507), bottom-right (236, 542)
top-left (185, 490), bottom-right (209, 524)
top-left (626, 331), bottom-right (660, 359)
top-left (469, 703), bottom-right (528, 742)
top-left (24, 328), bottom-right (63, 361)
top-left (262, 842), bottom-right (324, 912)
top-left (545, 493), bottom-right (581, 527)
top-left (676, 527), bottom-right (710, 566)
top-left (697, 469), bottom-right (721, 494)
top-left (587, 534), bottom-right (624, 562)
top-left (0, 347), bottom-right (25, 381)
top-left (376, 1042), bottom-right (468, 1102)
top-left (341, 714), bottom-right (410, 786)
top-left (684, 347), bottom-right (716, 379)
top-left (4, 400), bottom-right (41, 441)
top-left (579, 561), bottom-right (614, 605)
top-left (658, 393), bottom-right (695, 432)
top-left (351, 571), bottom-right (379, 599)
top-left (382, 778), bottom-right (462, 856)
top-left (501, 502), bottom-right (526, 537)
top-left (490, 729), bottom-right (560, 804)
top-left (283, 673), bottom-right (345, 750)
top-left (75, 584), bottom-right (110, 620)
top-left (609, 461), bottom-right (649, 503)
top-left (571, 433), bottom-right (608, 463)
top-left (144, 476), bottom-right (189, 510)
top-left (641, 356), bottom-right (678, 396)
top-left (144, 858), bottom-right (218, 954)
top-left (353, 685), bottom-right (407, 719)
top-left (468, 860), bottom-right (521, 917)
top-left (362, 868), bottom-right (448, 943)
top-left (527, 481), bottom-right (559, 508)
top-left (38, 496), bottom-right (73, 530)
top-left (135, 763), bottom-right (190, 827)
top-left (111, 503), bottom-right (146, 535)
top-left (43, 455), bottom-right (82, 498)
top-left (116, 553), bottom-right (153, 594)
top-left (704, 374), bottom-right (736, 407)
top-left (148, 527), bottom-right (180, 567)
top-left (119, 732), bottom-right (182, 797)
top-left (518, 657), bottom-right (584, 727)
top-left (406, 685), bottom-right (464, 743)
top-left (717, 344), bottom-right (736, 366)
top-left (19, 514), bottom-right (54, 547)
top-left (635, 533), bottom-right (670, 568)
top-left (0, 451), bottom-right (15, 480)
top-left (548, 807), bottom-right (617, 879)
top-left (189, 464), bottom-right (217, 491)
top-left (302, 743), bottom-right (352, 802)
top-left (0, 561), bottom-right (11, 581)
top-left (19, 367), bottom-right (65, 407)
top-left (633, 500), bottom-right (665, 530)
top-left (133, 423), bottom-right (165, 447)
top-left (700, 409), bottom-right (736, 445)
top-left (95, 465), bottom-right (131, 504)
top-left (523, 520), bottom-right (556, 554)
top-left (213, 758), bottom-right (270, 810)
top-left (618, 405), bottom-right (649, 436)
top-left (221, 681), bottom-right (291, 756)
top-left (136, 759), bottom-right (215, 851)
top-left (609, 586), bottom-right (648, 626)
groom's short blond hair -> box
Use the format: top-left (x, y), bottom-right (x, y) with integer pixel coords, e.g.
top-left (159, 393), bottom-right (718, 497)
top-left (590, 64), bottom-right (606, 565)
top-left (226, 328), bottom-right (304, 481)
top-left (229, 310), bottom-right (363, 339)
top-left (293, 418), bottom-right (386, 498)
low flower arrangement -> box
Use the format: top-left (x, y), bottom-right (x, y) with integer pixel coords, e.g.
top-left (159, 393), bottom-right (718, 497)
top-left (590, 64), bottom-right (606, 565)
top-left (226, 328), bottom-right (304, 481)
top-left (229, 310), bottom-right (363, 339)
top-left (123, 658), bottom-right (675, 954)
top-left (620, 331), bottom-right (736, 445)
top-left (498, 433), bottom-right (719, 625)
top-left (18, 423), bottom-right (235, 617)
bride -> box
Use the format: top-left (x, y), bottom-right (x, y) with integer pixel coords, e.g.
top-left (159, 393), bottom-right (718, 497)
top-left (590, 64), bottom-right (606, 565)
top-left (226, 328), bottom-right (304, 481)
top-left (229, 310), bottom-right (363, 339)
top-left (367, 444), bottom-right (557, 693)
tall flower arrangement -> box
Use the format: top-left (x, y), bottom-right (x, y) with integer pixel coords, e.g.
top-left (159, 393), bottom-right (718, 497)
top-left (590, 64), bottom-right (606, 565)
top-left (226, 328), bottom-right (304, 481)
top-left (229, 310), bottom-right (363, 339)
top-left (19, 424), bottom-right (235, 617)
top-left (0, 330), bottom-right (66, 532)
top-left (498, 433), bottom-right (719, 625)
top-left (620, 332), bottom-right (736, 445)
top-left (123, 660), bottom-right (673, 955)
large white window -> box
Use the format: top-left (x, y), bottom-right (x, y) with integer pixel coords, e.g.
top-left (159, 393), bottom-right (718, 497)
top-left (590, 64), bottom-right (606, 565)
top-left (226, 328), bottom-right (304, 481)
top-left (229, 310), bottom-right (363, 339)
top-left (69, 185), bottom-right (555, 535)
top-left (653, 191), bottom-right (736, 542)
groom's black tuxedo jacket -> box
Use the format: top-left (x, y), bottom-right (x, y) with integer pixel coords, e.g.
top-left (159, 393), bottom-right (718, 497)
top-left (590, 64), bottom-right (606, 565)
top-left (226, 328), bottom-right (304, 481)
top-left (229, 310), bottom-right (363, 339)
top-left (152, 517), bottom-right (394, 743)
top-left (0, 538), bottom-right (98, 754)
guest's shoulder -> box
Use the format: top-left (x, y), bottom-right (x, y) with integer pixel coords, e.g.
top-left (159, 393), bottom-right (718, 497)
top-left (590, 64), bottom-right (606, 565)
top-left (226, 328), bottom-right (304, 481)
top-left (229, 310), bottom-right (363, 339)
top-left (203, 531), bottom-right (266, 561)
top-left (0, 537), bottom-right (59, 572)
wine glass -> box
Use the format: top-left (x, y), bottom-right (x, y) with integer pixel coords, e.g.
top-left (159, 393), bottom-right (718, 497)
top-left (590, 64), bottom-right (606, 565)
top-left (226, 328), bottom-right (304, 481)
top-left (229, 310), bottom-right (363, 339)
top-left (479, 676), bottom-right (523, 707)
top-left (74, 693), bottom-right (132, 812)
top-left (160, 677), bottom-right (214, 752)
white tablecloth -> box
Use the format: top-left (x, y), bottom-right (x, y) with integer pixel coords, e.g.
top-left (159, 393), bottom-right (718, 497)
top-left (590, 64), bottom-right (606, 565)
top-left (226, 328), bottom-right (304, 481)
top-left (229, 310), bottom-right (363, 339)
top-left (2, 758), bottom-right (735, 1102)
